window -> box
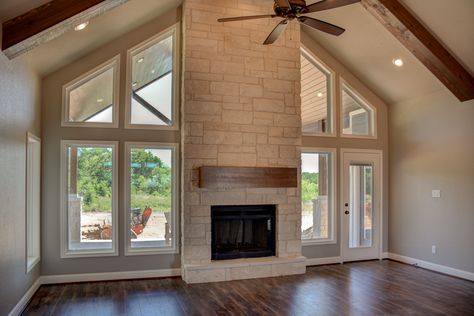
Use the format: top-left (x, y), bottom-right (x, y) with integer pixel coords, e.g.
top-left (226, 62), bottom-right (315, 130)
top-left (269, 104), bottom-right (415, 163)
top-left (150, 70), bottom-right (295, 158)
top-left (26, 133), bottom-right (41, 271)
top-left (125, 142), bottom-right (178, 254)
top-left (126, 25), bottom-right (179, 129)
top-left (341, 82), bottom-right (376, 137)
top-left (60, 141), bottom-right (118, 257)
top-left (301, 149), bottom-right (335, 243)
top-left (300, 48), bottom-right (334, 135)
top-left (62, 56), bottom-right (120, 127)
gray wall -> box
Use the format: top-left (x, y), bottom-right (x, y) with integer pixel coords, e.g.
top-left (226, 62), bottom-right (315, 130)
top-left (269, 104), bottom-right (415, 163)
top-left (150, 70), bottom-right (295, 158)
top-left (301, 31), bottom-right (390, 260)
top-left (0, 54), bottom-right (42, 314)
top-left (41, 8), bottom-right (182, 276)
top-left (389, 89), bottom-right (474, 273)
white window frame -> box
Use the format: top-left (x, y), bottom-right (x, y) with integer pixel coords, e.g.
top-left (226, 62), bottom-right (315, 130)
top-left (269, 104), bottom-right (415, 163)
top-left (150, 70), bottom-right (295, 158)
top-left (340, 78), bottom-right (377, 139)
top-left (61, 55), bottom-right (120, 128)
top-left (125, 23), bottom-right (180, 131)
top-left (124, 142), bottom-right (179, 255)
top-left (60, 140), bottom-right (119, 258)
top-left (300, 45), bottom-right (336, 137)
top-left (26, 132), bottom-right (41, 272)
top-left (301, 147), bottom-right (337, 245)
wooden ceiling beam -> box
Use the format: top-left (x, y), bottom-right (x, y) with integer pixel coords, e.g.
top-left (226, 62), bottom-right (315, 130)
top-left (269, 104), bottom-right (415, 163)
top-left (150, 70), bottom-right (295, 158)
top-left (361, 0), bottom-right (474, 102)
top-left (1, 0), bottom-right (129, 59)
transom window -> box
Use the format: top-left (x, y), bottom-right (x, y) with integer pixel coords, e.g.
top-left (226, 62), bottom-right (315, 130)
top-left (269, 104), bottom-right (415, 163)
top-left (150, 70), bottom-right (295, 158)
top-left (300, 48), bottom-right (334, 135)
top-left (341, 82), bottom-right (376, 137)
top-left (62, 56), bottom-right (119, 127)
top-left (126, 26), bottom-right (178, 129)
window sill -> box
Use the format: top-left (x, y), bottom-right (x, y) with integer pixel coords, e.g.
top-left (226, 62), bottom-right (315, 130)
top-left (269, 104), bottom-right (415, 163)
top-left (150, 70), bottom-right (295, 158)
top-left (302, 239), bottom-right (337, 246)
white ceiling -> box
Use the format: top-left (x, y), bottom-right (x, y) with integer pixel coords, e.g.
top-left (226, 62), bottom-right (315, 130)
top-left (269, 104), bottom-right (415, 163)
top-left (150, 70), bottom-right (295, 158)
top-left (0, 0), bottom-right (182, 76)
top-left (1, 0), bottom-right (472, 104)
top-left (302, 0), bottom-right (474, 104)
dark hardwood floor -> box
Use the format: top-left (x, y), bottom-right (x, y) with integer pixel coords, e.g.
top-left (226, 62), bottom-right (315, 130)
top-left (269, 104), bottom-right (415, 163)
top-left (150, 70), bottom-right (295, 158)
top-left (23, 260), bottom-right (474, 316)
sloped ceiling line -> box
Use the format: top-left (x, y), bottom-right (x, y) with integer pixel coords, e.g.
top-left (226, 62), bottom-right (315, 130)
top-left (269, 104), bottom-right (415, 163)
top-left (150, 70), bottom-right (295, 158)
top-left (1, 0), bottom-right (129, 59)
top-left (361, 0), bottom-right (474, 102)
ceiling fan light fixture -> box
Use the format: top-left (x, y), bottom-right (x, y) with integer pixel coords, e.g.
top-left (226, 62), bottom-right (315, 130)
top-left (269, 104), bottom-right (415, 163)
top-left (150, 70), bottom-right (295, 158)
top-left (74, 21), bottom-right (89, 31)
top-left (217, 0), bottom-right (357, 45)
top-left (392, 58), bottom-right (404, 67)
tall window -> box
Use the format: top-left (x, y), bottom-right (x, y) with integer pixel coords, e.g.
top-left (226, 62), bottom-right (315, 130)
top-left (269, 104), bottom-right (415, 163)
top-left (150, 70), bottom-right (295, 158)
top-left (61, 141), bottom-right (118, 257)
top-left (62, 56), bottom-right (120, 127)
top-left (26, 133), bottom-right (41, 271)
top-left (301, 149), bottom-right (335, 243)
top-left (125, 143), bottom-right (178, 254)
top-left (341, 82), bottom-right (376, 137)
top-left (300, 48), bottom-right (334, 135)
top-left (126, 26), bottom-right (179, 129)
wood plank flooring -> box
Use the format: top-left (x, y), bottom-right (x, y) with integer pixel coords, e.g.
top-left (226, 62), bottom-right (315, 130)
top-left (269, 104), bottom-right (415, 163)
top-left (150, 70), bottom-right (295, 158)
top-left (22, 260), bottom-right (474, 316)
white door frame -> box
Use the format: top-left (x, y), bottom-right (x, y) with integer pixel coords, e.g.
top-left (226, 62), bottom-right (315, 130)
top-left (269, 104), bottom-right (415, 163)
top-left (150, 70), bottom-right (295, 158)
top-left (340, 148), bottom-right (383, 262)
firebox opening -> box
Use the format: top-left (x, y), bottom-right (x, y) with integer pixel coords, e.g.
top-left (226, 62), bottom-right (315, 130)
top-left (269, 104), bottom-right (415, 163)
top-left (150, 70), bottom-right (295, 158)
top-left (211, 204), bottom-right (276, 260)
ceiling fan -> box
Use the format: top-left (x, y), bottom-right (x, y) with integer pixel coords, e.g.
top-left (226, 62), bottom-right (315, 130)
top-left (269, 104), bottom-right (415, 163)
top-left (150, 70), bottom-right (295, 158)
top-left (217, 0), bottom-right (360, 45)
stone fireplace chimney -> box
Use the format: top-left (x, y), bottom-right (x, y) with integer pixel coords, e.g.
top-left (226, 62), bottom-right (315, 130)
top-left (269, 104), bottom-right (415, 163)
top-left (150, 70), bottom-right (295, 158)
top-left (182, 0), bottom-right (304, 283)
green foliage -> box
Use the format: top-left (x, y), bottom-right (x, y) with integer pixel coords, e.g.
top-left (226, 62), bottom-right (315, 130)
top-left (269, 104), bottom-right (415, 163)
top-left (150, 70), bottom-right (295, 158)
top-left (302, 172), bottom-right (319, 203)
top-left (75, 147), bottom-right (172, 212)
top-left (130, 149), bottom-right (171, 212)
top-left (76, 148), bottom-right (113, 212)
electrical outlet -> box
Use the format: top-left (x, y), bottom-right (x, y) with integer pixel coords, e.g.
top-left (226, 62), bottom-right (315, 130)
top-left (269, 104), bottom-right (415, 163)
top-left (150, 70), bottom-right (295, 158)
top-left (432, 190), bottom-right (441, 198)
top-left (432, 245), bottom-right (437, 254)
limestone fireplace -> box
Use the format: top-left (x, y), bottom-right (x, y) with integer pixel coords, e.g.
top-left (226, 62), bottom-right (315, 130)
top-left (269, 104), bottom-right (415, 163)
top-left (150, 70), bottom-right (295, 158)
top-left (181, 0), bottom-right (305, 283)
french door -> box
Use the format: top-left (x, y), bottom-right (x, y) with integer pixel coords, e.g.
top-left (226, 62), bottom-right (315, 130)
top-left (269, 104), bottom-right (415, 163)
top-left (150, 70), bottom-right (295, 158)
top-left (341, 149), bottom-right (382, 262)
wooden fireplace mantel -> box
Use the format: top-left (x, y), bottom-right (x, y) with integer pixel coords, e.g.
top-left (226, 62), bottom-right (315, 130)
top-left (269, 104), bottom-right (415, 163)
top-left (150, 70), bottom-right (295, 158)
top-left (199, 166), bottom-right (297, 189)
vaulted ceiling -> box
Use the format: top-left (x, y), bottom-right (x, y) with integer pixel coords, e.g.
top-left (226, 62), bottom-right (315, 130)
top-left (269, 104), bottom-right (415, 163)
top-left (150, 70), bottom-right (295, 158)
top-left (1, 0), bottom-right (472, 105)
top-left (303, 0), bottom-right (474, 104)
top-left (0, 0), bottom-right (182, 76)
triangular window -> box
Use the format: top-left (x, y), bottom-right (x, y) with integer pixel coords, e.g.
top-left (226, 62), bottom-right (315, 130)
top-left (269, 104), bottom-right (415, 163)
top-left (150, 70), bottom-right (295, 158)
top-left (301, 48), bottom-right (334, 135)
top-left (126, 27), bottom-right (177, 129)
top-left (341, 83), bottom-right (376, 137)
top-left (62, 56), bottom-right (119, 127)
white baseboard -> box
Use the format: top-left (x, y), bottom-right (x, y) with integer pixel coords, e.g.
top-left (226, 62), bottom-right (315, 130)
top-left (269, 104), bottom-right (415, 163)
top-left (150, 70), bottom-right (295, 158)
top-left (41, 268), bottom-right (181, 284)
top-left (381, 252), bottom-right (389, 259)
top-left (8, 278), bottom-right (41, 316)
top-left (306, 256), bottom-right (341, 266)
top-left (388, 252), bottom-right (474, 281)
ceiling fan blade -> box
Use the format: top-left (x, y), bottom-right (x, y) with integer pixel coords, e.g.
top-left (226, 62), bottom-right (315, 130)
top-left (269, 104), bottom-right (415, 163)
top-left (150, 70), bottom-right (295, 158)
top-left (218, 14), bottom-right (277, 22)
top-left (275, 0), bottom-right (292, 8)
top-left (306, 0), bottom-right (360, 13)
top-left (298, 16), bottom-right (345, 36)
top-left (263, 19), bottom-right (289, 45)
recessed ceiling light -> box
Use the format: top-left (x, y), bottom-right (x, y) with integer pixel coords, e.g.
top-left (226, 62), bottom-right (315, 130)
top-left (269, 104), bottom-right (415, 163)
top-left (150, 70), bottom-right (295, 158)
top-left (137, 57), bottom-right (144, 63)
top-left (132, 82), bottom-right (138, 87)
top-left (317, 92), bottom-right (324, 97)
top-left (392, 58), bottom-right (404, 67)
top-left (74, 21), bottom-right (89, 31)
top-left (96, 98), bottom-right (104, 103)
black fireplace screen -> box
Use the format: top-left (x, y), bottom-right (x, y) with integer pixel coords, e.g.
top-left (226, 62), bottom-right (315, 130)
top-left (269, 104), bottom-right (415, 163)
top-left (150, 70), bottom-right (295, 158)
top-left (211, 205), bottom-right (276, 260)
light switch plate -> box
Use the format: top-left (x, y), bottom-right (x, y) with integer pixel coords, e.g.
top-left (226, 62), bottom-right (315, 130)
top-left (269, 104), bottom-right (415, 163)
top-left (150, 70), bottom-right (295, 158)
top-left (432, 190), bottom-right (441, 198)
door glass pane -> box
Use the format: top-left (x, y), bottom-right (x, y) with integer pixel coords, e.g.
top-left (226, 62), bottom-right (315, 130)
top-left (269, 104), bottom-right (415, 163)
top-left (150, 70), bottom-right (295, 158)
top-left (67, 145), bottom-right (114, 251)
top-left (129, 147), bottom-right (173, 249)
top-left (301, 152), bottom-right (332, 240)
top-left (349, 164), bottom-right (373, 248)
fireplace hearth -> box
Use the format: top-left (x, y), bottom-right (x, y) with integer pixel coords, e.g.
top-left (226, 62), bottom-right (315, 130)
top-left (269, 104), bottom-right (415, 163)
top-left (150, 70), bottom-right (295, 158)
top-left (211, 205), bottom-right (276, 260)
